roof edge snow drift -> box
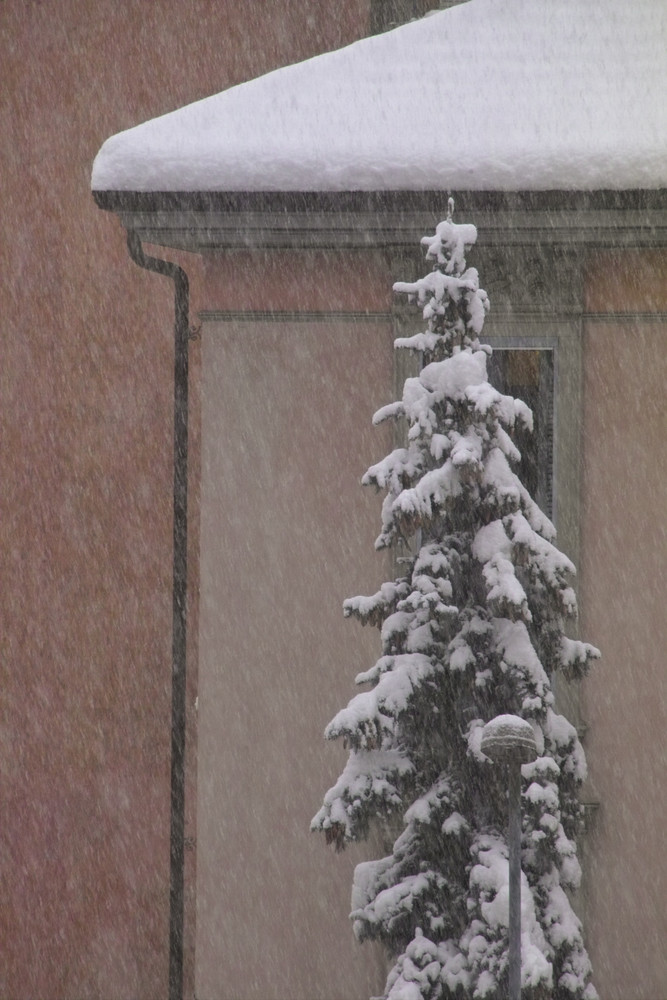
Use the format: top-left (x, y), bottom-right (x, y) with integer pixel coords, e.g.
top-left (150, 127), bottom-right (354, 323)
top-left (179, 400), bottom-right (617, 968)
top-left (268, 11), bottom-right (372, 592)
top-left (92, 0), bottom-right (667, 194)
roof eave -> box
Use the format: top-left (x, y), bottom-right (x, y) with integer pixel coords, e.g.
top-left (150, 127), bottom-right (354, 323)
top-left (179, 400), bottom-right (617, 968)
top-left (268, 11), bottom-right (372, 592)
top-left (92, 188), bottom-right (667, 251)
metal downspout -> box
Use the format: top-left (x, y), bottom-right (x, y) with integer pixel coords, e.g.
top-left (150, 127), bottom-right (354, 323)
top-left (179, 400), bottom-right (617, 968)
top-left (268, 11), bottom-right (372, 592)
top-left (127, 230), bottom-right (189, 1000)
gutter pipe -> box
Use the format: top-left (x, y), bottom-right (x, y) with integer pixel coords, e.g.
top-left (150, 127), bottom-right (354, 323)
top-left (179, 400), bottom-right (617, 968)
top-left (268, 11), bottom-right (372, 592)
top-left (127, 230), bottom-right (189, 1000)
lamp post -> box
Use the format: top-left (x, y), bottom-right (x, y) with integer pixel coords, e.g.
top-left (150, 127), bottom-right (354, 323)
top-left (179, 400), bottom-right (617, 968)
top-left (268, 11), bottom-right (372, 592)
top-left (481, 715), bottom-right (537, 1000)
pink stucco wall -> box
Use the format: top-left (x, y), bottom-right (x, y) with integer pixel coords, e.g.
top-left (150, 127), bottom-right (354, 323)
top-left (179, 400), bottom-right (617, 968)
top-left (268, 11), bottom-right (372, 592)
top-left (1, 3), bottom-right (370, 996)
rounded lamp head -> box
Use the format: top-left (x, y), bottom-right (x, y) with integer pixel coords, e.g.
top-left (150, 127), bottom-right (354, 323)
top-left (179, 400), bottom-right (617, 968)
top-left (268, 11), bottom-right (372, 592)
top-left (480, 714), bottom-right (537, 764)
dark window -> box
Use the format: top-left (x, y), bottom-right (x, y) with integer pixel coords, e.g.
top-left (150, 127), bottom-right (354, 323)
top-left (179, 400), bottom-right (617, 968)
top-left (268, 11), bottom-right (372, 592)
top-left (487, 349), bottom-right (554, 517)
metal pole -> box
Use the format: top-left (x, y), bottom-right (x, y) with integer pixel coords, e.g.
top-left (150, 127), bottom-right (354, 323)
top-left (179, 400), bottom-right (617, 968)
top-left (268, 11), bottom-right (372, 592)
top-left (480, 716), bottom-right (536, 1000)
top-left (508, 760), bottom-right (521, 1000)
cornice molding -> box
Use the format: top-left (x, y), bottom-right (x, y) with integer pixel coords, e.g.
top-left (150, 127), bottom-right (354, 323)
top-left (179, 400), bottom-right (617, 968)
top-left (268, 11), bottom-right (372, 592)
top-left (92, 189), bottom-right (667, 252)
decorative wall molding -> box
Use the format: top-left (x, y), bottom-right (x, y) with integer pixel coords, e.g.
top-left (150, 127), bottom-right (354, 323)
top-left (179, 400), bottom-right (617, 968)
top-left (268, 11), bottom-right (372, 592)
top-left (199, 309), bottom-right (392, 323)
top-left (584, 312), bottom-right (667, 322)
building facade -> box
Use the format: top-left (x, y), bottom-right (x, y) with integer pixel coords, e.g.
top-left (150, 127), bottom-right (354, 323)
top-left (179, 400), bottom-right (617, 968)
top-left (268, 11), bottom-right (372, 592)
top-left (3, 2), bottom-right (667, 998)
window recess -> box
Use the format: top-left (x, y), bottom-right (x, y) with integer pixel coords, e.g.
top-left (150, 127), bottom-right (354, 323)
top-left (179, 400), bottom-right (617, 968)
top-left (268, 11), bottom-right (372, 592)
top-left (487, 347), bottom-right (554, 519)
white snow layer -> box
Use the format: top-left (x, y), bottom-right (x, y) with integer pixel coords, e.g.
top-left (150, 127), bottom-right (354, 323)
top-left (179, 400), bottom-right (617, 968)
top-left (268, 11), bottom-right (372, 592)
top-left (91, 0), bottom-right (667, 193)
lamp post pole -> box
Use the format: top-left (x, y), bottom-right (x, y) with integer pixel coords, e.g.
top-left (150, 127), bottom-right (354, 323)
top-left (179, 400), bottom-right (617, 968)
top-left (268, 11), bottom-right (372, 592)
top-left (507, 754), bottom-right (522, 1000)
top-left (481, 715), bottom-right (537, 1000)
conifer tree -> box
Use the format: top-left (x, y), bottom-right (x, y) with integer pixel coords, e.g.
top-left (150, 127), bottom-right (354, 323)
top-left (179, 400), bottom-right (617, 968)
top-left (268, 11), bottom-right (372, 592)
top-left (312, 206), bottom-right (599, 1000)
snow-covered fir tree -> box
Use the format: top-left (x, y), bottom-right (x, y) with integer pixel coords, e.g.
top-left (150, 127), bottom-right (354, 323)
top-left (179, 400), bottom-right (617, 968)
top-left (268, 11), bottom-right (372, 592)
top-left (312, 207), bottom-right (600, 1000)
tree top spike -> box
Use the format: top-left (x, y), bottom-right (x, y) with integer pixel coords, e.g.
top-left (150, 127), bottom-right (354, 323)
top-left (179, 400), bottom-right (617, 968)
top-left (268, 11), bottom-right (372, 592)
top-left (447, 196), bottom-right (455, 221)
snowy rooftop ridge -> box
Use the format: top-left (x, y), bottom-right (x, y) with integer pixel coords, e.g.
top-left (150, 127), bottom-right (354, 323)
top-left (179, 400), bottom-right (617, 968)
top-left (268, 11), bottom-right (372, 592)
top-left (92, 0), bottom-right (667, 194)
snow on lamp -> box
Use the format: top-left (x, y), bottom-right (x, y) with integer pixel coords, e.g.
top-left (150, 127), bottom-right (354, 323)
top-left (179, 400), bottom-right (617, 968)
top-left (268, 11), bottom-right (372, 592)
top-left (481, 714), bottom-right (537, 765)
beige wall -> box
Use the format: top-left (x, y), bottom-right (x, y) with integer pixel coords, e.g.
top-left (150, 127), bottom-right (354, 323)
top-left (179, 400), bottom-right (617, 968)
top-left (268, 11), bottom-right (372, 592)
top-left (196, 305), bottom-right (393, 997)
top-left (581, 251), bottom-right (667, 999)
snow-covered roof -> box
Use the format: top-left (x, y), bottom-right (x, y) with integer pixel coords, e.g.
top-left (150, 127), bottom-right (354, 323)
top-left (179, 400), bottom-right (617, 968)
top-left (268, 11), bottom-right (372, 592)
top-left (92, 0), bottom-right (667, 194)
